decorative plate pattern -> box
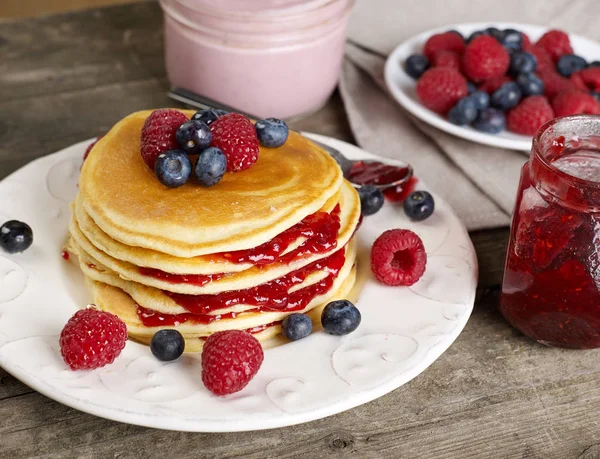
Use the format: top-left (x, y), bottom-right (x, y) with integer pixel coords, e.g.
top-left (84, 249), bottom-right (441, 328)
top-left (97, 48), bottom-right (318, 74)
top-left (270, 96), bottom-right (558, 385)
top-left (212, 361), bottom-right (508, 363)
top-left (0, 134), bottom-right (477, 432)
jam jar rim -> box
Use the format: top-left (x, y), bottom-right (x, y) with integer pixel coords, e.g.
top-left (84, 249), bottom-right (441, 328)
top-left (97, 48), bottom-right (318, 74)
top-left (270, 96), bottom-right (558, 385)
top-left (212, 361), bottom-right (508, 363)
top-left (532, 114), bottom-right (600, 194)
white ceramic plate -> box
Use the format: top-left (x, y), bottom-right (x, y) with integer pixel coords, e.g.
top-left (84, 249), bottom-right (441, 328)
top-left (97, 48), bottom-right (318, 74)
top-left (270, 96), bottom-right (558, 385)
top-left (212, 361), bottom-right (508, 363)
top-left (384, 23), bottom-right (600, 151)
top-left (0, 135), bottom-right (477, 432)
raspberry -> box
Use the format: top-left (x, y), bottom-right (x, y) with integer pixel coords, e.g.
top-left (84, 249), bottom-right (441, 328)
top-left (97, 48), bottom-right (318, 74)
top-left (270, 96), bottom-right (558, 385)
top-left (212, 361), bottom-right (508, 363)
top-left (416, 67), bottom-right (468, 114)
top-left (507, 96), bottom-right (554, 136)
top-left (552, 90), bottom-right (600, 117)
top-left (531, 46), bottom-right (555, 74)
top-left (423, 32), bottom-right (465, 60)
top-left (140, 109), bottom-right (189, 169)
top-left (370, 229), bottom-right (427, 286)
top-left (201, 330), bottom-right (264, 396)
top-left (431, 50), bottom-right (461, 70)
top-left (477, 75), bottom-right (512, 94)
top-left (210, 113), bottom-right (260, 172)
top-left (60, 307), bottom-right (127, 370)
top-left (83, 135), bottom-right (103, 162)
top-left (536, 30), bottom-right (573, 62)
top-left (462, 35), bottom-right (510, 82)
top-left (521, 32), bottom-right (533, 52)
top-left (570, 67), bottom-right (600, 92)
top-left (539, 71), bottom-right (577, 100)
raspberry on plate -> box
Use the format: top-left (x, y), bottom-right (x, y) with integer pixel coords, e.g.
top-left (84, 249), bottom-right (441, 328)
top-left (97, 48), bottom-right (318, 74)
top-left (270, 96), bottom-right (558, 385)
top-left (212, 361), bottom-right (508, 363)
top-left (141, 109), bottom-right (189, 170)
top-left (201, 330), bottom-right (264, 396)
top-left (462, 35), bottom-right (510, 82)
top-left (416, 67), bottom-right (468, 114)
top-left (431, 50), bottom-right (461, 70)
top-left (370, 229), bottom-right (427, 286)
top-left (210, 113), bottom-right (260, 172)
top-left (535, 30), bottom-right (573, 62)
top-left (507, 96), bottom-right (554, 136)
top-left (423, 32), bottom-right (465, 60)
top-left (521, 32), bottom-right (533, 52)
top-left (477, 75), bottom-right (512, 95)
top-left (539, 71), bottom-right (577, 100)
top-left (531, 46), bottom-right (555, 74)
top-left (570, 67), bottom-right (600, 92)
top-left (60, 307), bottom-right (128, 370)
top-left (552, 90), bottom-right (600, 117)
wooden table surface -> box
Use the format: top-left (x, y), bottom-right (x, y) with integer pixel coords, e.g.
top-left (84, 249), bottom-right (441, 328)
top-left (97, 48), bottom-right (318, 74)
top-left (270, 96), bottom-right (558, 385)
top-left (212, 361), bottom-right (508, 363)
top-left (2, 3), bottom-right (600, 458)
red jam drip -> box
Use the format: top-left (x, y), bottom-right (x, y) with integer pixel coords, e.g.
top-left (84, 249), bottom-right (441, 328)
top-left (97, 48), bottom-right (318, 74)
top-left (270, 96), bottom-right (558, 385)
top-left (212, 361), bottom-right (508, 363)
top-left (221, 204), bottom-right (341, 266)
top-left (348, 161), bottom-right (411, 186)
top-left (136, 248), bottom-right (346, 327)
top-left (383, 176), bottom-right (419, 203)
top-left (61, 251), bottom-right (70, 261)
top-left (138, 267), bottom-right (225, 286)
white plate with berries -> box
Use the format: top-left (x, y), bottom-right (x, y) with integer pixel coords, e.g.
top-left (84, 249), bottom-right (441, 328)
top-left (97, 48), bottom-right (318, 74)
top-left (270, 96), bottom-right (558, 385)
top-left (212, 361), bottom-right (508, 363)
top-left (0, 134), bottom-right (477, 432)
top-left (385, 23), bottom-right (600, 152)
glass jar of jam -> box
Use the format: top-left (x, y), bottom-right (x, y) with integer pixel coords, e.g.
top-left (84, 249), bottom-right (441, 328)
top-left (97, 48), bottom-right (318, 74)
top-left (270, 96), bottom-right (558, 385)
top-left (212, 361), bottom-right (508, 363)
top-left (500, 115), bottom-right (600, 349)
top-left (160, 0), bottom-right (354, 119)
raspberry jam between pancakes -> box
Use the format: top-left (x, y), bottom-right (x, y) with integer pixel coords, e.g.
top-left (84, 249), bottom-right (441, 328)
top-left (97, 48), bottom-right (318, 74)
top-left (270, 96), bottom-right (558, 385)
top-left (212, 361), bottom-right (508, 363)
top-left (136, 247), bottom-right (346, 326)
top-left (500, 117), bottom-right (600, 349)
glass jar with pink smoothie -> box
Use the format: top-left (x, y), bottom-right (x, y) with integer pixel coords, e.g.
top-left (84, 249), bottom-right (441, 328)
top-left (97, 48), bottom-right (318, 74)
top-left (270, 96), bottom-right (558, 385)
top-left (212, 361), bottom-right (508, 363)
top-left (500, 115), bottom-right (600, 349)
top-left (160, 0), bottom-right (354, 119)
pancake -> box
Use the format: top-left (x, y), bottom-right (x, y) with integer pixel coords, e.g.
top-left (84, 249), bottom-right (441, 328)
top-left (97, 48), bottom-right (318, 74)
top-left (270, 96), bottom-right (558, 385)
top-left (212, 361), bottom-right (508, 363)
top-left (80, 110), bottom-right (344, 257)
top-left (69, 180), bottom-right (360, 295)
top-left (71, 238), bottom-right (355, 316)
top-left (75, 187), bottom-right (342, 275)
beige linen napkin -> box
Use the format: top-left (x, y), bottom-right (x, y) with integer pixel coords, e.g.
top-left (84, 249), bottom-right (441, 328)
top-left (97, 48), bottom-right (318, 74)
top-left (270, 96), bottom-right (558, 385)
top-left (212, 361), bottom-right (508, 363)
top-left (341, 0), bottom-right (600, 230)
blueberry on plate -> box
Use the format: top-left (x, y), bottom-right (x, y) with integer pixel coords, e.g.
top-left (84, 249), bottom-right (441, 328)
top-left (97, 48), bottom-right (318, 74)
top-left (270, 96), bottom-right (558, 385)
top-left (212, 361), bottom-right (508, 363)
top-left (213, 109), bottom-right (229, 117)
top-left (358, 185), bottom-right (385, 216)
top-left (154, 150), bottom-right (192, 188)
top-left (446, 29), bottom-right (464, 40)
top-left (403, 190), bottom-right (435, 221)
top-left (516, 73), bottom-right (544, 96)
top-left (448, 97), bottom-right (478, 126)
top-left (592, 91), bottom-right (600, 103)
top-left (191, 108), bottom-right (222, 126)
top-left (255, 118), bottom-right (289, 148)
top-left (469, 90), bottom-right (490, 110)
top-left (195, 147), bottom-right (227, 187)
top-left (491, 82), bottom-right (522, 110)
top-left (485, 27), bottom-right (504, 42)
top-left (473, 107), bottom-right (506, 134)
top-left (467, 81), bottom-right (477, 94)
top-left (556, 54), bottom-right (588, 77)
top-left (321, 300), bottom-right (361, 336)
top-left (176, 120), bottom-right (212, 154)
top-left (0, 220), bottom-right (33, 254)
top-left (509, 52), bottom-right (537, 75)
top-left (501, 29), bottom-right (523, 51)
top-left (150, 329), bottom-right (185, 361)
top-left (404, 54), bottom-right (430, 79)
top-left (282, 313), bottom-right (313, 341)
top-left (468, 30), bottom-right (487, 43)
top-left (590, 61), bottom-right (600, 68)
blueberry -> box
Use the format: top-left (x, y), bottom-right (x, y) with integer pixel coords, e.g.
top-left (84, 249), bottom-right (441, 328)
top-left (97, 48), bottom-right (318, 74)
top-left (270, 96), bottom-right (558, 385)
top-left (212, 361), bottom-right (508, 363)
top-left (255, 118), bottom-right (289, 148)
top-left (556, 54), bottom-right (587, 77)
top-left (282, 313), bottom-right (312, 341)
top-left (590, 61), bottom-right (600, 68)
top-left (485, 27), bottom-right (504, 42)
top-left (469, 90), bottom-right (490, 110)
top-left (357, 185), bottom-right (384, 216)
top-left (516, 72), bottom-right (544, 96)
top-left (491, 82), bottom-right (522, 110)
top-left (154, 150), bottom-right (192, 188)
top-left (403, 190), bottom-right (435, 221)
top-left (321, 300), bottom-right (361, 336)
top-left (509, 52), bottom-right (537, 75)
top-left (191, 108), bottom-right (219, 126)
top-left (0, 220), bottom-right (33, 254)
top-left (404, 54), bottom-right (430, 79)
top-left (592, 91), bottom-right (600, 103)
top-left (473, 107), bottom-right (506, 134)
top-left (448, 97), bottom-right (478, 126)
top-left (176, 120), bottom-right (212, 154)
top-left (468, 30), bottom-right (487, 42)
top-left (467, 82), bottom-right (477, 94)
top-left (501, 29), bottom-right (523, 51)
top-left (446, 29), bottom-right (464, 41)
top-left (150, 329), bottom-right (185, 361)
top-left (194, 147), bottom-right (227, 187)
top-left (213, 109), bottom-right (229, 117)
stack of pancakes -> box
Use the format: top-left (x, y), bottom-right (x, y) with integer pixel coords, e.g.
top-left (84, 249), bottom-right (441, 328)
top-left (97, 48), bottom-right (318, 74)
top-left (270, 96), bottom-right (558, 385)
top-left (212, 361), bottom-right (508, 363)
top-left (67, 110), bottom-right (360, 351)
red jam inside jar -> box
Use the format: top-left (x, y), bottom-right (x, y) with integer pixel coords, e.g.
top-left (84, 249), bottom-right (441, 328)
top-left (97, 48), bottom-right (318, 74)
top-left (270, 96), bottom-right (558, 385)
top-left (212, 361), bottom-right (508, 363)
top-left (136, 247), bottom-right (347, 327)
top-left (500, 116), bottom-right (600, 349)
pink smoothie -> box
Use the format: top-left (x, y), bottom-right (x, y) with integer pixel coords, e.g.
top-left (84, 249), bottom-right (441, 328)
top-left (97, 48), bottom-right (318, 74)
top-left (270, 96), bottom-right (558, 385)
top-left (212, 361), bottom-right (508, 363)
top-left (160, 0), bottom-right (354, 119)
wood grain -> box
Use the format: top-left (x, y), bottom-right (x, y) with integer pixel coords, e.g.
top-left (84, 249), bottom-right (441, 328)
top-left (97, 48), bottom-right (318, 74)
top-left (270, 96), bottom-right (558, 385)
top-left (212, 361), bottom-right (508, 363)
top-left (1, 3), bottom-right (596, 459)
